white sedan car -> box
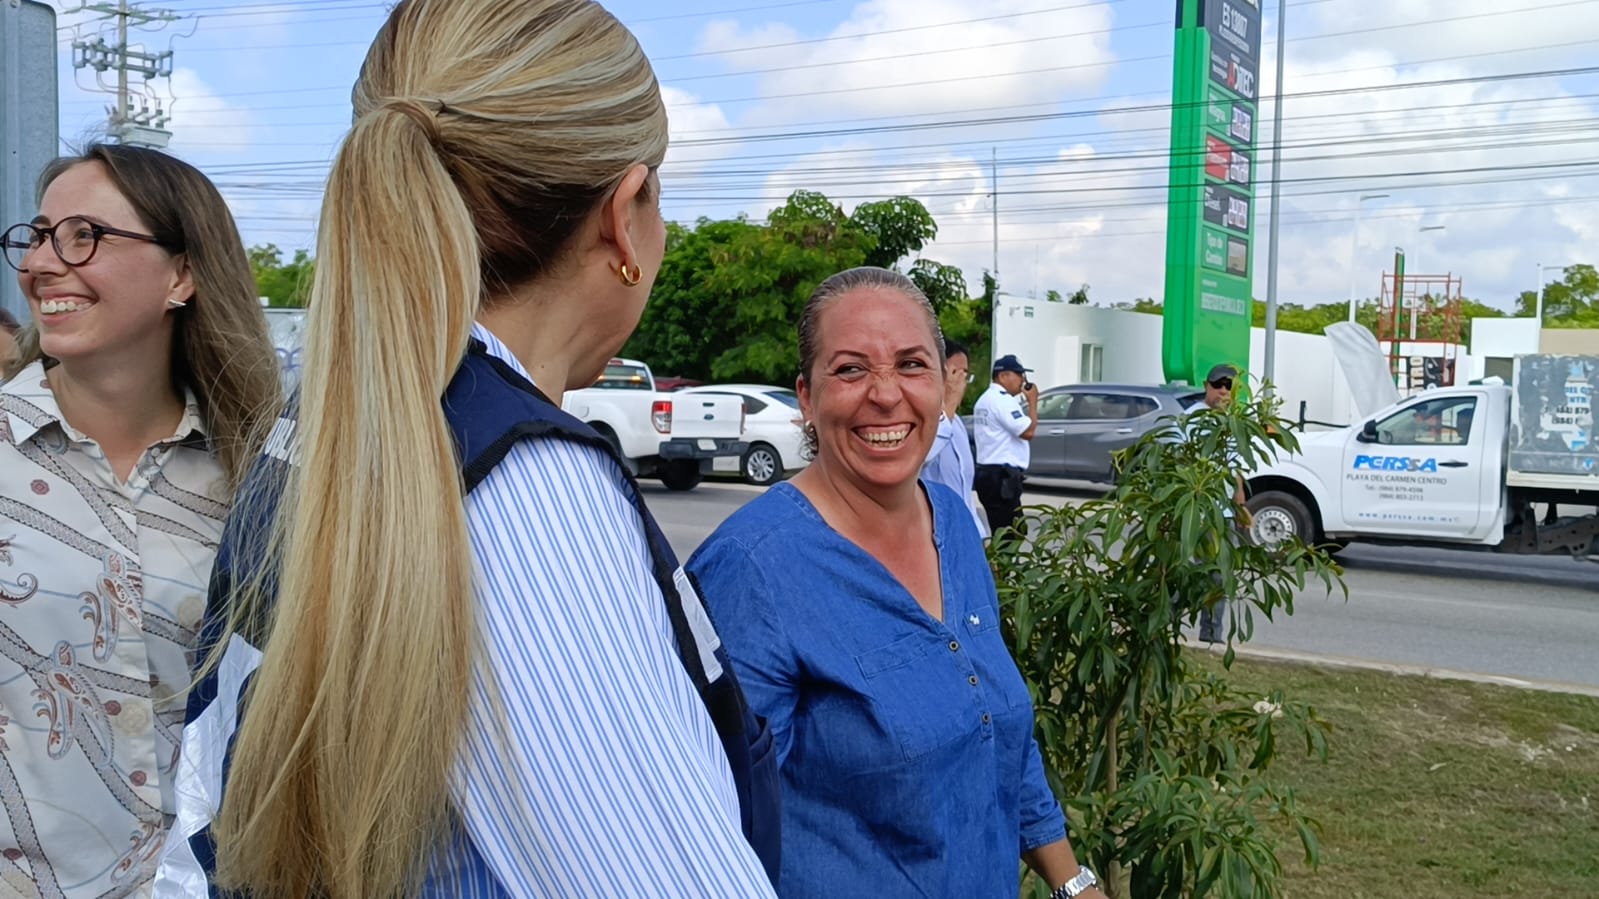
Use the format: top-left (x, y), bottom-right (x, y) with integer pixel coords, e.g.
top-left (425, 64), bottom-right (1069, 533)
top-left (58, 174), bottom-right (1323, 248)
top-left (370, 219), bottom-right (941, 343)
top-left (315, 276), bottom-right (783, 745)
top-left (679, 384), bottom-right (809, 486)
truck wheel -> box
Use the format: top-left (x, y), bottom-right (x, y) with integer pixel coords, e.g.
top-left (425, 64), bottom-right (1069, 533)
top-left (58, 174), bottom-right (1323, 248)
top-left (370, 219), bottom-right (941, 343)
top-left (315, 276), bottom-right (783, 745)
top-left (591, 424), bottom-right (623, 460)
top-left (742, 443), bottom-right (782, 486)
top-left (1247, 490), bottom-right (1316, 549)
top-left (659, 459), bottom-right (703, 491)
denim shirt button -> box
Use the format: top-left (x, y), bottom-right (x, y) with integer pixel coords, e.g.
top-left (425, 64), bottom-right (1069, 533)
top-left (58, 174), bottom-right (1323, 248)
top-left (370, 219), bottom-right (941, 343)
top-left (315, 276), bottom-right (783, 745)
top-left (981, 713), bottom-right (991, 724)
top-left (948, 640), bottom-right (960, 652)
top-left (968, 675), bottom-right (978, 686)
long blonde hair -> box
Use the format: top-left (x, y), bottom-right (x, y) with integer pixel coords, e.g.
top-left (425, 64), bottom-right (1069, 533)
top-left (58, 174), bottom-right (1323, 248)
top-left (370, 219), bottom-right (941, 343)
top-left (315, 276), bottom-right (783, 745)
top-left (4, 144), bottom-right (280, 488)
top-left (212, 1), bottom-right (667, 895)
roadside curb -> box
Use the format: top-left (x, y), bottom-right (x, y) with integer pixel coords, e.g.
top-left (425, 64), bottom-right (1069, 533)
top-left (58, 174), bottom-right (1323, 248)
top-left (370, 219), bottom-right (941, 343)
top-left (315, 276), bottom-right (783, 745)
top-left (1189, 640), bottom-right (1599, 699)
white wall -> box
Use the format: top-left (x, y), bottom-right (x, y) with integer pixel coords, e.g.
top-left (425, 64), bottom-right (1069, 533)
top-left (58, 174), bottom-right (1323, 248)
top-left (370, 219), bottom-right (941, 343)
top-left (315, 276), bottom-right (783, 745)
top-left (992, 295), bottom-right (1468, 429)
top-left (1469, 317), bottom-right (1540, 358)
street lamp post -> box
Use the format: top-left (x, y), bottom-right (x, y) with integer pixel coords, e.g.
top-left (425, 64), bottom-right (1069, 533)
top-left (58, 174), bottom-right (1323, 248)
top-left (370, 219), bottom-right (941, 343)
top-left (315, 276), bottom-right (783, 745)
top-left (1346, 192), bottom-right (1390, 322)
top-left (1534, 262), bottom-right (1568, 327)
top-left (1412, 226), bottom-right (1445, 339)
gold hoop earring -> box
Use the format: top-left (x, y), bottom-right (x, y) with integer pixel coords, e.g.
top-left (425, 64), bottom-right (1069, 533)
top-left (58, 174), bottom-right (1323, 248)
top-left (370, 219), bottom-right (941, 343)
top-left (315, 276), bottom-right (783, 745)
top-left (619, 262), bottom-right (642, 287)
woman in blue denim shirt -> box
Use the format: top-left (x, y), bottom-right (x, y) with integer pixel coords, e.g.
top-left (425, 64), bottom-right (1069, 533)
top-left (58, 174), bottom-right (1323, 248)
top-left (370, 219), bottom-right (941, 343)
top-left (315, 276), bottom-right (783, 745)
top-left (689, 267), bottom-right (1105, 899)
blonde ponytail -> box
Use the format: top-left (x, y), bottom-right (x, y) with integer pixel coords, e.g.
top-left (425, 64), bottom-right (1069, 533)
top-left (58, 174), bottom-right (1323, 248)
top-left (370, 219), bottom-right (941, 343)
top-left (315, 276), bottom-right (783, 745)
top-left (213, 106), bottom-right (479, 897)
top-left (209, 1), bottom-right (668, 894)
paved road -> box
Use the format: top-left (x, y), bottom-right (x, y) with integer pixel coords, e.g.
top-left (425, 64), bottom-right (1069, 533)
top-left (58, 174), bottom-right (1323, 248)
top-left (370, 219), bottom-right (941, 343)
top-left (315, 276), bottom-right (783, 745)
top-left (640, 478), bottom-right (1599, 691)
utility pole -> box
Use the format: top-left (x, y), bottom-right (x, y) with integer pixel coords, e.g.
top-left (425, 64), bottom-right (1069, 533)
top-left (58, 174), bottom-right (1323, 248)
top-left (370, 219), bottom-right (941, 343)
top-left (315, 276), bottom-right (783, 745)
top-left (1261, 0), bottom-right (1287, 391)
top-left (989, 147), bottom-right (1000, 372)
top-left (72, 1), bottom-right (179, 148)
top-left (990, 148), bottom-right (999, 280)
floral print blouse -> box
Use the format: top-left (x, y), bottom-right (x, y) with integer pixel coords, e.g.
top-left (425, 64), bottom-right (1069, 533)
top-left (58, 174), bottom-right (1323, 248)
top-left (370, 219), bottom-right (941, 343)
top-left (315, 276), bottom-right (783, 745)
top-left (0, 362), bottom-right (226, 897)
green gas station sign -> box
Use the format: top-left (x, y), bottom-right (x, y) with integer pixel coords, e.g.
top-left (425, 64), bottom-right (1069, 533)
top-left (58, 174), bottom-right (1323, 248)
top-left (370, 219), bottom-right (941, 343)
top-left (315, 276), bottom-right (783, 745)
top-left (1163, 0), bottom-right (1262, 385)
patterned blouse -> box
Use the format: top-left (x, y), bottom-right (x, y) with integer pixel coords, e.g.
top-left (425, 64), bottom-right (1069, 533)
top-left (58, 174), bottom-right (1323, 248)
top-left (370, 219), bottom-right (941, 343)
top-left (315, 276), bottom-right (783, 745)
top-left (0, 362), bottom-right (226, 897)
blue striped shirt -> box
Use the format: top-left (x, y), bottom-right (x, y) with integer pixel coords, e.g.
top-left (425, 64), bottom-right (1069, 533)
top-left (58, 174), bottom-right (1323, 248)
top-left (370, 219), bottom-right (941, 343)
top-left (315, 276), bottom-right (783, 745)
top-left (154, 326), bottom-right (775, 897)
top-left (922, 413), bottom-right (989, 538)
top-left (434, 326), bottom-right (776, 895)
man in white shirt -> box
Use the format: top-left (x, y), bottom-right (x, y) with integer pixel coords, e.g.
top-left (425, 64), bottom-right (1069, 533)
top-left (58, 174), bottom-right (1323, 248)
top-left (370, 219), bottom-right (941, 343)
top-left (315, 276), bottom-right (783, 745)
top-left (973, 353), bottom-right (1039, 535)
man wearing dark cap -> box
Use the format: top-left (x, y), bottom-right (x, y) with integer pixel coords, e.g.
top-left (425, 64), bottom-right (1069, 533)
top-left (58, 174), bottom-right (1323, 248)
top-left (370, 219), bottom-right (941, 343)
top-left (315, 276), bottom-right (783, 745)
top-left (973, 354), bottom-right (1039, 534)
top-left (1185, 364), bottom-right (1253, 642)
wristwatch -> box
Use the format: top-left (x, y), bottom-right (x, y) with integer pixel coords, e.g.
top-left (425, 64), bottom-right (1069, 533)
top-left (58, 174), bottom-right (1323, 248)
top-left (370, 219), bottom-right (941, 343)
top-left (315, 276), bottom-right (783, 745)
top-left (1050, 866), bottom-right (1098, 898)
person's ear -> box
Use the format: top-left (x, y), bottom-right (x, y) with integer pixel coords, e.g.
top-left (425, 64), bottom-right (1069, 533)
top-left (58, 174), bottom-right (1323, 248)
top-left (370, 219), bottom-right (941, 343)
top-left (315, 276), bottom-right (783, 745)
top-left (165, 254), bottom-right (196, 307)
top-left (598, 164), bottom-right (652, 283)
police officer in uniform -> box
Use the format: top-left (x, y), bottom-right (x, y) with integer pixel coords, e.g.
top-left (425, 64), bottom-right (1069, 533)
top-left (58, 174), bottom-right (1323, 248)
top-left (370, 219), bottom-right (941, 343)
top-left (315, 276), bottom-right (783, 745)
top-left (973, 353), bottom-right (1039, 534)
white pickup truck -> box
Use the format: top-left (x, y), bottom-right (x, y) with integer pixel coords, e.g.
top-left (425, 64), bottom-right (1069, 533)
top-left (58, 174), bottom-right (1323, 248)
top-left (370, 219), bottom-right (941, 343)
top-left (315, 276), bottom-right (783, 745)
top-left (1246, 350), bottom-right (1599, 560)
top-left (561, 357), bottom-right (747, 491)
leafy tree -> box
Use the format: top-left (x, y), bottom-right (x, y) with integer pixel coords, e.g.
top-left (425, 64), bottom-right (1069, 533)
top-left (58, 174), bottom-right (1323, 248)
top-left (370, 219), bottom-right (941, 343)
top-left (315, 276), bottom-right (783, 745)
top-left (1046, 289), bottom-right (1064, 304)
top-left (624, 218), bottom-right (759, 379)
top-left (977, 270), bottom-right (999, 328)
top-left (625, 191), bottom-right (965, 385)
top-left (908, 258), bottom-right (969, 314)
top-left (768, 189), bottom-right (846, 229)
top-left (704, 196), bottom-right (872, 381)
top-left (993, 390), bottom-right (1342, 898)
top-left (938, 298), bottom-right (990, 413)
top-left (1069, 283), bottom-right (1091, 305)
top-left (249, 244), bottom-right (315, 308)
top-left (1114, 297), bottom-right (1165, 315)
top-left (1515, 264), bottom-right (1599, 326)
top-left (850, 196), bottom-right (938, 269)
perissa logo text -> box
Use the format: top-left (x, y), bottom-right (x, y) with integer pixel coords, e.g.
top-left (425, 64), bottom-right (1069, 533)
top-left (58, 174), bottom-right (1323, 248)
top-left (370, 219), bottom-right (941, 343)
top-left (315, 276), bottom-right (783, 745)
top-left (1353, 455), bottom-right (1439, 472)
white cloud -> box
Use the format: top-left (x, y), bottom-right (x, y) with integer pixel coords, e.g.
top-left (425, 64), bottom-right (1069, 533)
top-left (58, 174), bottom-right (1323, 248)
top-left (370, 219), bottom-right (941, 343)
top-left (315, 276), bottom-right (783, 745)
top-left (696, 0), bottom-right (1121, 126)
top-left (164, 67), bottom-right (257, 153)
top-left (661, 86), bottom-right (739, 174)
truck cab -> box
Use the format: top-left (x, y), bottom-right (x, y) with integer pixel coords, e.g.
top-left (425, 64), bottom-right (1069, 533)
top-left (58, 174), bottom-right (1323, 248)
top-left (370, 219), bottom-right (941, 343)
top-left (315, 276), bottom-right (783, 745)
top-left (1252, 385), bottom-right (1511, 546)
top-left (1247, 367), bottom-right (1599, 558)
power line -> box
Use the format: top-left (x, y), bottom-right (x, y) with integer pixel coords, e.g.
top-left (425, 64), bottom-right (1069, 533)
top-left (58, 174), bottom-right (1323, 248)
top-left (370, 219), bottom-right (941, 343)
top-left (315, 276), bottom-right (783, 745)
top-left (116, 57), bottom-right (1599, 157)
top-left (225, 189), bottom-right (1599, 242)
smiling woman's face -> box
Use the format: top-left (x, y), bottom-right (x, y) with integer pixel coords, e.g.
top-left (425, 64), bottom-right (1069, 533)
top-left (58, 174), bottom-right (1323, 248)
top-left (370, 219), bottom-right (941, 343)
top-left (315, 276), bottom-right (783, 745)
top-left (797, 286), bottom-right (944, 494)
top-left (18, 161), bottom-right (188, 369)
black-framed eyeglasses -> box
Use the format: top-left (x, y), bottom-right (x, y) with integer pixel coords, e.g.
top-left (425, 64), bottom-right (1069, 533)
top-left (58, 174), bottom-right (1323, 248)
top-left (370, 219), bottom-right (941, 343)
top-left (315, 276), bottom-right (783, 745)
top-left (1208, 378), bottom-right (1233, 390)
top-left (2, 217), bottom-right (169, 273)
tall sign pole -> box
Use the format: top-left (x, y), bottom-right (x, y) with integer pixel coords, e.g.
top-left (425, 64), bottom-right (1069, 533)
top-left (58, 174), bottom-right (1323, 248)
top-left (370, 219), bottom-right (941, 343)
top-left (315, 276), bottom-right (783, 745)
top-left (1390, 246), bottom-right (1406, 380)
top-left (1162, 0), bottom-right (1262, 385)
top-left (1, 0), bottom-right (59, 323)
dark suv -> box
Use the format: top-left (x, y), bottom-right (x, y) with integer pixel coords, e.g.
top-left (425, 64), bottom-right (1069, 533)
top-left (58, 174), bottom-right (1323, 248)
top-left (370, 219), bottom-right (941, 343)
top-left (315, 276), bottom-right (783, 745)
top-left (967, 384), bottom-right (1203, 482)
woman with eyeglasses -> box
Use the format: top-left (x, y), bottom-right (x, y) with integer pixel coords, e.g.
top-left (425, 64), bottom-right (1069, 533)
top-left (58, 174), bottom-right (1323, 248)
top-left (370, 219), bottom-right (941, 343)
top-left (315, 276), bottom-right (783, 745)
top-left (0, 144), bottom-right (279, 895)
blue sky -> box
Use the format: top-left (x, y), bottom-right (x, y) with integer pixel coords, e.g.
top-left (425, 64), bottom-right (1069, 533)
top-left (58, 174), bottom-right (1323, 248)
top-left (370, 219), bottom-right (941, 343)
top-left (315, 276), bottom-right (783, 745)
top-left (44, 0), bottom-right (1599, 311)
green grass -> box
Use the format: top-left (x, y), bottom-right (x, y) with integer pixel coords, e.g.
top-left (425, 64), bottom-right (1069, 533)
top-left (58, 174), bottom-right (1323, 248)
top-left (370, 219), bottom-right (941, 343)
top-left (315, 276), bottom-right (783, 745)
top-left (1197, 654), bottom-right (1599, 898)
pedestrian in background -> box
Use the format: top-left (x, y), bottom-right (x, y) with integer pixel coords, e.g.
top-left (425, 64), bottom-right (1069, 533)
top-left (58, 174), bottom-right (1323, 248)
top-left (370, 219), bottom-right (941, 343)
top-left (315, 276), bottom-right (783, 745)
top-left (922, 337), bottom-right (988, 538)
top-left (1185, 363), bottom-right (1254, 643)
top-left (689, 267), bottom-right (1105, 899)
top-left (159, 1), bottom-right (780, 896)
top-left (0, 143), bottom-right (279, 896)
top-left (974, 353), bottom-right (1039, 534)
top-left (0, 306), bottom-right (20, 368)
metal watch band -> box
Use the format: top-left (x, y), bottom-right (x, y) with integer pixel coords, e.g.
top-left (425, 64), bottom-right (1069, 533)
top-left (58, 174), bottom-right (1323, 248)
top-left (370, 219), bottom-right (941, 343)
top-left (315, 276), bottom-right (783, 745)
top-left (1050, 866), bottom-right (1098, 899)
